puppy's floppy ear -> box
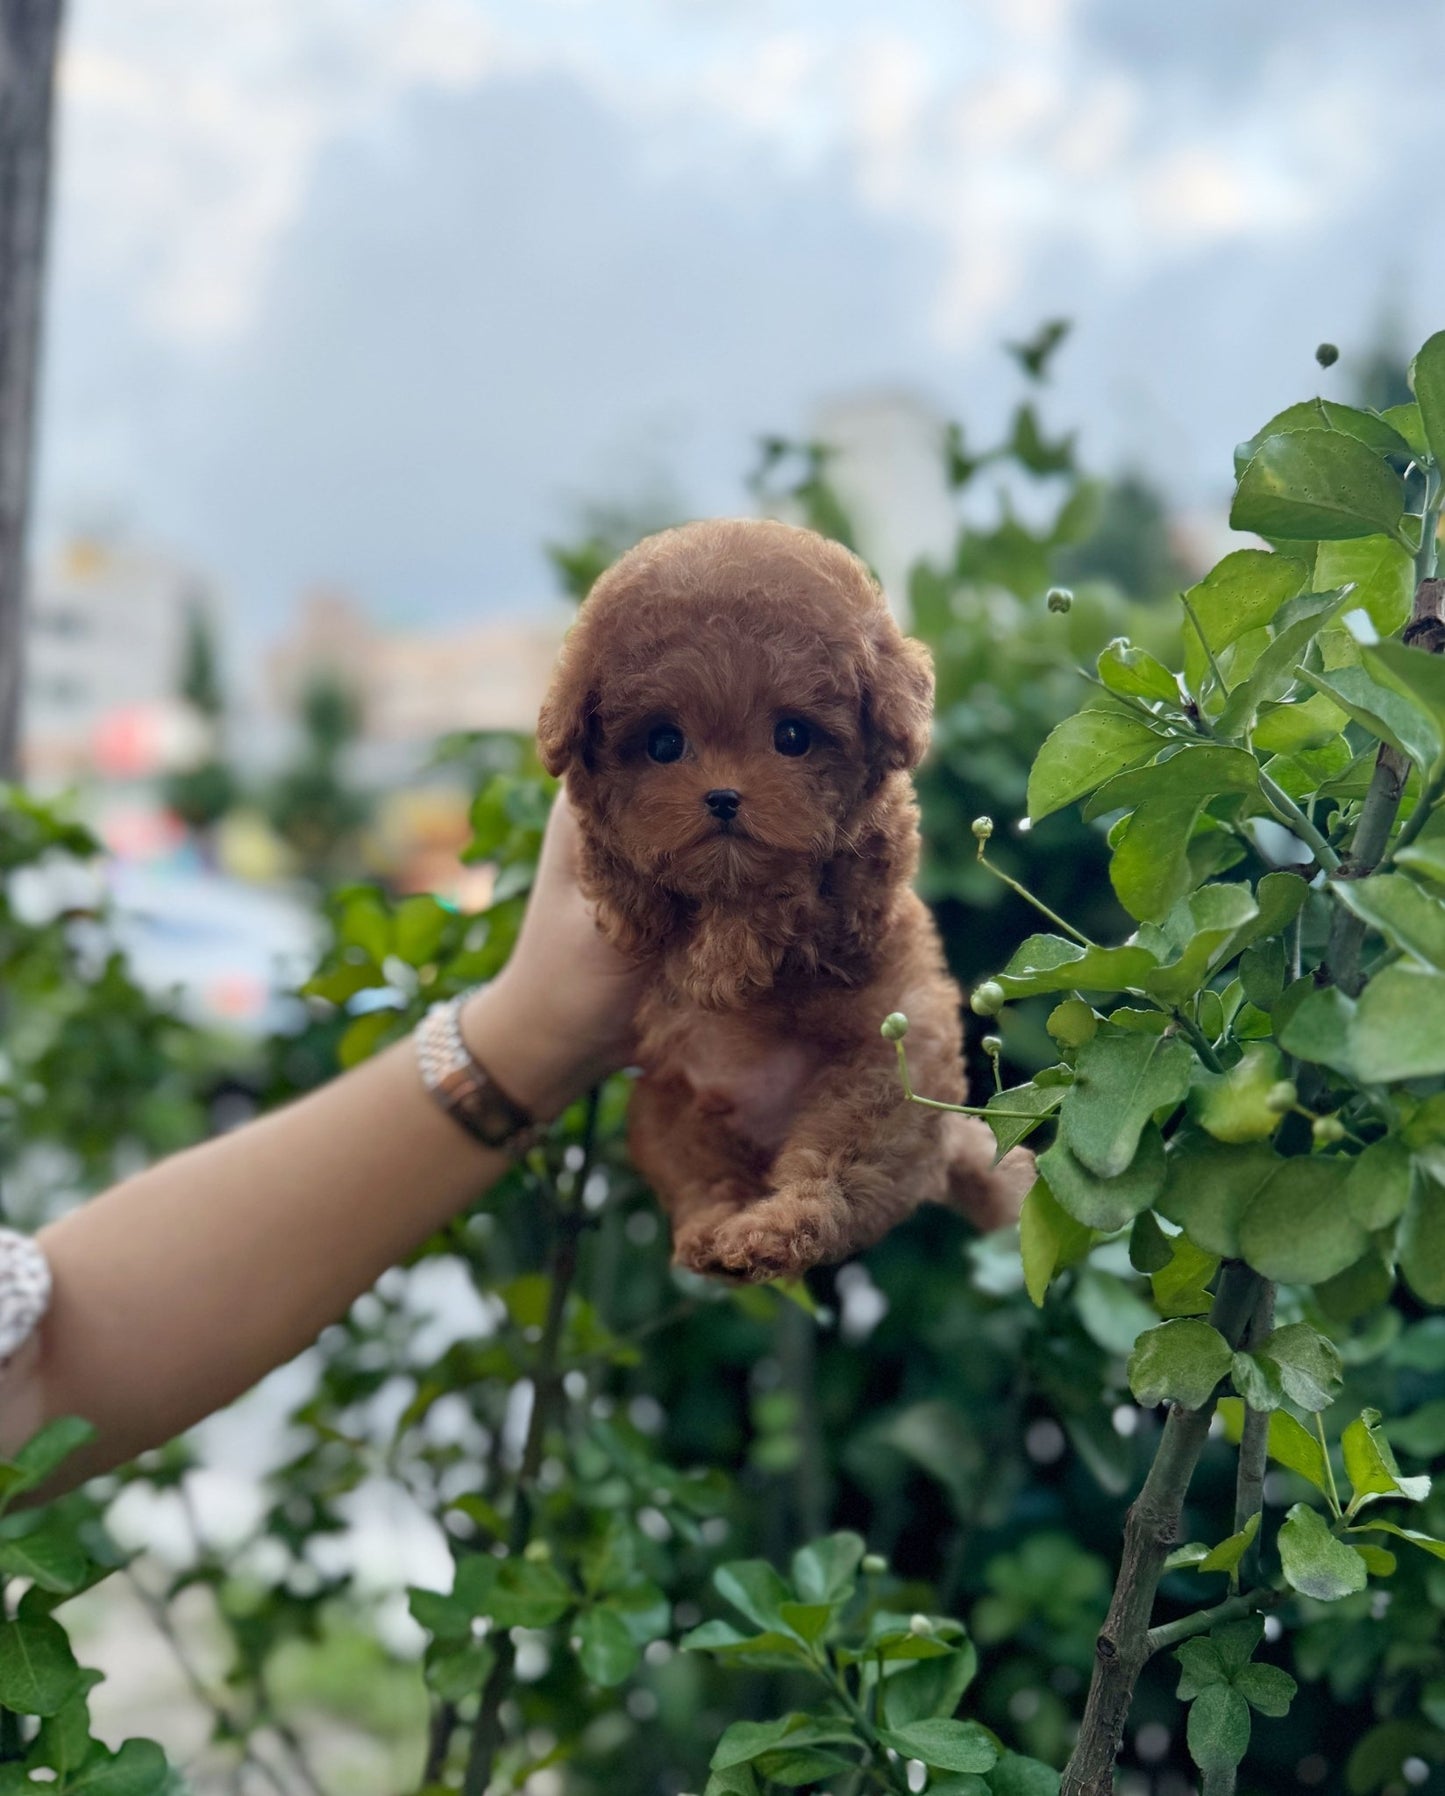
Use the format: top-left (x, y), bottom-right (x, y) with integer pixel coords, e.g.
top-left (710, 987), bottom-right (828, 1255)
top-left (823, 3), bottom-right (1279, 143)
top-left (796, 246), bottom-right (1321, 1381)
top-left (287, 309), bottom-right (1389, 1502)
top-left (536, 646), bottom-right (598, 777)
top-left (862, 627), bottom-right (935, 774)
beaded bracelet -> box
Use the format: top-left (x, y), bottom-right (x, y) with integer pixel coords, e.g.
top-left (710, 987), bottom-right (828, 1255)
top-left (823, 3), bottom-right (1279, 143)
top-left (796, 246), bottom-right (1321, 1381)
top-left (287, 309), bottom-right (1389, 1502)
top-left (0, 1229), bottom-right (52, 1375)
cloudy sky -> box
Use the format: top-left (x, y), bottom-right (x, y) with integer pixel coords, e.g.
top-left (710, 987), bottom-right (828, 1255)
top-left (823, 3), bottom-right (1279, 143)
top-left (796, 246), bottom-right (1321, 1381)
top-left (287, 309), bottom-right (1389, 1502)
top-left (32, 0), bottom-right (1445, 650)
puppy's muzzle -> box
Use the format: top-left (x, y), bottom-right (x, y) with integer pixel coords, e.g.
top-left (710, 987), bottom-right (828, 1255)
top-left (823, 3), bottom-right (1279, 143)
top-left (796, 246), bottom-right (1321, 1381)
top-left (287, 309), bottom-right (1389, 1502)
top-left (704, 788), bottom-right (741, 823)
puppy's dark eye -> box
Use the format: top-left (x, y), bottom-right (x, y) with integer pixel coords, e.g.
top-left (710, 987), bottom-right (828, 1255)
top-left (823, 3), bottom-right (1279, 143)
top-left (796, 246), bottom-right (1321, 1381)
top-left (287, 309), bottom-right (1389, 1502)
top-left (647, 724), bottom-right (686, 764)
top-left (773, 718), bottom-right (811, 757)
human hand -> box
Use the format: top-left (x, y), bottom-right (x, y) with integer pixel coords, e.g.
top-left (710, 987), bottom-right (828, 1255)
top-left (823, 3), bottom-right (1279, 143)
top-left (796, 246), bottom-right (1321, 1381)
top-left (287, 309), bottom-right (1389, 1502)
top-left (460, 792), bottom-right (649, 1119)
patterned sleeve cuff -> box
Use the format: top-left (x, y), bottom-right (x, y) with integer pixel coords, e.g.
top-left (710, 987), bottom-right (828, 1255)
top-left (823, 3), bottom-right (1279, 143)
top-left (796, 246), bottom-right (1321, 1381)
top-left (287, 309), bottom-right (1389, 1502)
top-left (0, 1229), bottom-right (52, 1373)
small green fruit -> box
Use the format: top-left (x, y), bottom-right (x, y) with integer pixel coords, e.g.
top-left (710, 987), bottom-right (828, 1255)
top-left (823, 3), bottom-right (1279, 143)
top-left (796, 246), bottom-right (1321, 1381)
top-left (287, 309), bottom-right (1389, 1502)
top-left (1315, 342), bottom-right (1340, 368)
top-left (981, 1034), bottom-right (1003, 1057)
top-left (1046, 586), bottom-right (1073, 614)
top-left (1265, 1080), bottom-right (1299, 1114)
top-left (1312, 1113), bottom-right (1346, 1147)
top-left (524, 1539), bottom-right (552, 1563)
top-left (881, 1012), bottom-right (910, 1042)
top-left (971, 815), bottom-right (995, 841)
top-left (970, 981), bottom-right (1006, 1017)
top-left (908, 1614), bottom-right (934, 1637)
top-left (861, 1553), bottom-right (888, 1575)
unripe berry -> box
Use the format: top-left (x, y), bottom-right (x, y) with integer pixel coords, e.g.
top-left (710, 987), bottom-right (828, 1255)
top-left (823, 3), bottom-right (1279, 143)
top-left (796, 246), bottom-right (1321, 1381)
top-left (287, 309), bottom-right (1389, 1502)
top-left (1265, 1080), bottom-right (1299, 1114)
top-left (861, 1553), bottom-right (888, 1575)
top-left (971, 980), bottom-right (1006, 1017)
top-left (1312, 1113), bottom-right (1346, 1147)
top-left (971, 815), bottom-right (995, 841)
top-left (523, 1539), bottom-right (552, 1563)
top-left (1047, 586), bottom-right (1073, 614)
top-left (881, 1012), bottom-right (910, 1042)
top-left (981, 1035), bottom-right (1003, 1057)
top-left (1315, 342), bottom-right (1340, 368)
top-left (908, 1613), bottom-right (933, 1637)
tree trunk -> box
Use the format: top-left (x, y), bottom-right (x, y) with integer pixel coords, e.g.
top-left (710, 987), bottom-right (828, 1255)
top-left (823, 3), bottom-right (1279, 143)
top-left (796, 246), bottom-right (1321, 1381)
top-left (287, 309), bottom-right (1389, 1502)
top-left (0, 0), bottom-right (63, 779)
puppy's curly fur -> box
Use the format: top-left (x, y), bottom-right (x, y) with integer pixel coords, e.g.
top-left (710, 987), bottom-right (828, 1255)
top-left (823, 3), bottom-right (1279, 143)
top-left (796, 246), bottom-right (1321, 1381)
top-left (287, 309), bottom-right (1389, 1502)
top-left (539, 517), bottom-right (1033, 1281)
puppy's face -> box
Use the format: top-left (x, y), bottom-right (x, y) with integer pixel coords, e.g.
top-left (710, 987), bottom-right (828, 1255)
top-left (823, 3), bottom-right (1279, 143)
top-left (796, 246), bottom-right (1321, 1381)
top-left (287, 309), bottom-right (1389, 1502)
top-left (539, 519), bottom-right (933, 905)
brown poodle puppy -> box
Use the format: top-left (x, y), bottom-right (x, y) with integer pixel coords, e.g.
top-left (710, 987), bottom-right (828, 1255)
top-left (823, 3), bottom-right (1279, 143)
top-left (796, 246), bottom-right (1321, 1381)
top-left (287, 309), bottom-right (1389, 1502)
top-left (538, 517), bottom-right (1033, 1282)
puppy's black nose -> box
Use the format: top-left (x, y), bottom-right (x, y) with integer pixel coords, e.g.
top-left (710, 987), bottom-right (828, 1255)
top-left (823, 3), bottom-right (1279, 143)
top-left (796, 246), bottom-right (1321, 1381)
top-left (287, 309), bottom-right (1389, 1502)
top-left (704, 787), bottom-right (741, 821)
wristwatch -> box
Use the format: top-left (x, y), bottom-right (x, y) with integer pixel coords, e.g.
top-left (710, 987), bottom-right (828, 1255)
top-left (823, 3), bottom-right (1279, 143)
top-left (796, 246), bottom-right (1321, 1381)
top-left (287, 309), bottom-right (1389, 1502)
top-left (415, 993), bottom-right (541, 1156)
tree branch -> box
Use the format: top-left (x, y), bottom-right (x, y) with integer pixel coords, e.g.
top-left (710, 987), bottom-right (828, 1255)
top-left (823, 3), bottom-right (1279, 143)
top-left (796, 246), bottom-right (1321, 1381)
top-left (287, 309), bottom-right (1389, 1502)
top-left (1060, 1263), bottom-right (1264, 1796)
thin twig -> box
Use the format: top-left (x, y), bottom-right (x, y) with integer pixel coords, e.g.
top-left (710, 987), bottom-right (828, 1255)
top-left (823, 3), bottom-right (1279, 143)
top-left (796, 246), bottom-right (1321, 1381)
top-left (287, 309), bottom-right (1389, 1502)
top-left (1235, 1283), bottom-right (1275, 1590)
top-left (1144, 1586), bottom-right (1284, 1658)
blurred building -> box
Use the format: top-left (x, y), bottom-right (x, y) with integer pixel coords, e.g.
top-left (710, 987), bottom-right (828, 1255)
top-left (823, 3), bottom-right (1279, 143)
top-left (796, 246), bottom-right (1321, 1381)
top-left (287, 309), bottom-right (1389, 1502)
top-left (23, 535), bottom-right (221, 786)
top-left (265, 588), bottom-right (567, 750)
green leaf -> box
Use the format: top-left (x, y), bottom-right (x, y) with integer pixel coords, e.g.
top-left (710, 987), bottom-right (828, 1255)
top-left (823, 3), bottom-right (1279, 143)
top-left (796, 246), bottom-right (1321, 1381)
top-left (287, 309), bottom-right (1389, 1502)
top-left (1150, 1233), bottom-right (1219, 1319)
top-left (1186, 1681), bottom-right (1252, 1773)
top-left (1315, 536), bottom-right (1415, 635)
top-left (1342, 1408), bottom-right (1432, 1513)
top-left (1019, 1179), bottom-right (1094, 1306)
top-left (1026, 709), bottom-right (1166, 822)
top-left (704, 1768), bottom-right (760, 1796)
top-left (1181, 550), bottom-right (1308, 691)
top-left (1159, 1140), bottom-right (1280, 1259)
top-left (1278, 1503), bottom-right (1368, 1600)
top-left (1343, 1138), bottom-right (1414, 1231)
top-left (1297, 663), bottom-right (1443, 773)
top-left (985, 1079), bottom-right (1067, 1155)
top-left (1254, 1323), bottom-right (1344, 1413)
top-left (1174, 1636), bottom-right (1227, 1700)
top-left (995, 934), bottom-right (1160, 1000)
top-left (393, 893), bottom-right (450, 966)
top-left (713, 1560), bottom-right (794, 1634)
top-left (1362, 639), bottom-right (1445, 776)
top-left (1195, 1511), bottom-right (1260, 1576)
top-left (10, 1418), bottom-right (96, 1494)
top-left (791, 1532), bottom-right (866, 1605)
top-left (484, 1558), bottom-right (573, 1629)
top-left (1353, 964), bottom-right (1445, 1081)
top-left (882, 1643), bottom-right (979, 1728)
top-left (711, 1719), bottom-right (798, 1771)
top-left (1216, 587), bottom-right (1352, 738)
top-left (1097, 639), bottom-right (1178, 705)
top-left (1277, 984), bottom-right (1358, 1078)
top-left (1410, 329), bottom-right (1445, 466)
top-left (1187, 1044), bottom-right (1287, 1145)
top-left (1127, 1319), bottom-right (1233, 1409)
top-left (424, 1639), bottom-right (495, 1703)
top-left (0, 1612), bottom-right (83, 1716)
top-left (576, 1605), bottom-right (641, 1686)
top-left (1231, 1348), bottom-right (1285, 1411)
top-left (1351, 1542), bottom-right (1398, 1577)
top-left (1217, 1400), bottom-right (1334, 1501)
top-left (987, 1753), bottom-right (1062, 1796)
top-left (1037, 1127), bottom-right (1165, 1233)
top-left (605, 1580), bottom-right (671, 1645)
top-left (1139, 882), bottom-right (1263, 1003)
top-left (1231, 429), bottom-right (1408, 543)
top-left (1237, 1157), bottom-right (1364, 1286)
top-left (0, 1522), bottom-right (88, 1595)
top-left (1349, 1519), bottom-right (1445, 1562)
top-left (1060, 1033), bottom-right (1194, 1178)
top-left (1234, 1660), bottom-right (1297, 1719)
top-left (1382, 401), bottom-right (1428, 456)
top-left (876, 1718), bottom-right (998, 1774)
top-left (1073, 1267), bottom-right (1159, 1356)
top-left (1401, 1173), bottom-right (1445, 1305)
top-left (1129, 1210), bottom-right (1174, 1273)
top-left (1234, 399), bottom-right (1412, 474)
top-left (1331, 874), bottom-right (1445, 972)
top-left (67, 1739), bottom-right (170, 1795)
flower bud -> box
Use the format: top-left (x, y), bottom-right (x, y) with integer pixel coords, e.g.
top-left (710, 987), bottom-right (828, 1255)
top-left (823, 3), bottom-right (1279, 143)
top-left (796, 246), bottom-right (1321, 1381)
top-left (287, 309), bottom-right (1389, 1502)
top-left (881, 1012), bottom-right (910, 1042)
top-left (523, 1539), bottom-right (552, 1563)
top-left (1312, 1113), bottom-right (1346, 1146)
top-left (970, 980), bottom-right (1006, 1017)
top-left (971, 815), bottom-right (995, 841)
top-left (861, 1553), bottom-right (888, 1575)
top-left (1046, 586), bottom-right (1073, 614)
top-left (981, 1035), bottom-right (1003, 1057)
top-left (908, 1613), bottom-right (933, 1637)
top-left (1265, 1080), bottom-right (1298, 1114)
top-left (1315, 342), bottom-right (1340, 368)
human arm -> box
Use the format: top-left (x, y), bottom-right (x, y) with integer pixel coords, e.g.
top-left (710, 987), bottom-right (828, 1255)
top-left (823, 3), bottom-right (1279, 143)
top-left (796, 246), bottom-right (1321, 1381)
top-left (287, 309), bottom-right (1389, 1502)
top-left (0, 796), bottom-right (647, 1483)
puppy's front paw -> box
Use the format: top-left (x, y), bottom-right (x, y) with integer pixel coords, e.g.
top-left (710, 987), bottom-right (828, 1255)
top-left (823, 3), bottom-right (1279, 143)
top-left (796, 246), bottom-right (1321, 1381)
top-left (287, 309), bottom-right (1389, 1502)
top-left (682, 1181), bottom-right (847, 1283)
